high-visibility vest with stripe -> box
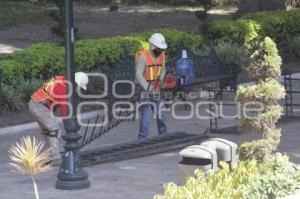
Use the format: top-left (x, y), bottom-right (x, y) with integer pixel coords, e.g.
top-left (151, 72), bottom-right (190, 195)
top-left (136, 50), bottom-right (165, 82)
top-left (31, 76), bottom-right (66, 103)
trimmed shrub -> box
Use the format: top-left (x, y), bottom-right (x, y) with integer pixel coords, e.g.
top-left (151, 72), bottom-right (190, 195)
top-left (207, 19), bottom-right (261, 46)
top-left (213, 42), bottom-right (250, 67)
top-left (244, 11), bottom-right (300, 41)
top-left (0, 43), bottom-right (65, 84)
top-left (236, 37), bottom-right (285, 163)
top-left (207, 10), bottom-right (300, 46)
top-left (154, 154), bottom-right (300, 199)
top-left (0, 29), bottom-right (202, 85)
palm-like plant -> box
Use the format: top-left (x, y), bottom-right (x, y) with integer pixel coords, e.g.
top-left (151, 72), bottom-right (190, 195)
top-left (8, 136), bottom-right (53, 199)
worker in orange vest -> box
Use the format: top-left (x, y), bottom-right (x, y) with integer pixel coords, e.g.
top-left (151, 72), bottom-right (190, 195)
top-left (29, 72), bottom-right (89, 163)
top-left (135, 33), bottom-right (168, 139)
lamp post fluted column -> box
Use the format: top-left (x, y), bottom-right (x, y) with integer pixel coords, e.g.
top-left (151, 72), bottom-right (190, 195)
top-left (56, 0), bottom-right (90, 190)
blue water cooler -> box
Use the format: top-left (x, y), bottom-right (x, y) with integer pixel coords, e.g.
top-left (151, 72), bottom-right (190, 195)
top-left (175, 50), bottom-right (195, 85)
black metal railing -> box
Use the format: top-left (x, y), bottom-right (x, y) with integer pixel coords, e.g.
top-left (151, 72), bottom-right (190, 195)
top-left (80, 48), bottom-right (242, 147)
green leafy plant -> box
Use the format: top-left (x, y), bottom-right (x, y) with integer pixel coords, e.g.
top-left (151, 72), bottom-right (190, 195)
top-left (154, 154), bottom-right (300, 199)
top-left (207, 19), bottom-right (261, 47)
top-left (236, 37), bottom-right (285, 163)
top-left (17, 79), bottom-right (42, 103)
top-left (207, 10), bottom-right (300, 47)
top-left (213, 42), bottom-right (250, 67)
top-left (249, 154), bottom-right (300, 198)
top-left (155, 161), bottom-right (257, 199)
top-left (0, 84), bottom-right (22, 112)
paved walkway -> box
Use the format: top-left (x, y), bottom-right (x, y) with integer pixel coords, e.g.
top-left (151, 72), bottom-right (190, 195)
top-left (0, 97), bottom-right (299, 198)
top-left (1, 75), bottom-right (300, 198)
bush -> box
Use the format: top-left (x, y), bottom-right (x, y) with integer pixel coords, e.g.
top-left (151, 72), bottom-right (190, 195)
top-left (0, 78), bottom-right (42, 111)
top-left (154, 154), bottom-right (300, 199)
top-left (207, 10), bottom-right (300, 47)
top-left (17, 79), bottom-right (42, 103)
top-left (253, 154), bottom-right (300, 198)
top-left (0, 85), bottom-right (22, 112)
top-left (247, 37), bottom-right (282, 81)
top-left (288, 36), bottom-right (300, 59)
top-left (244, 11), bottom-right (300, 41)
top-left (236, 37), bottom-right (285, 163)
top-left (207, 19), bottom-right (260, 47)
top-left (0, 29), bottom-right (202, 85)
top-left (155, 160), bottom-right (258, 199)
top-left (0, 43), bottom-right (65, 85)
top-left (213, 42), bottom-right (250, 67)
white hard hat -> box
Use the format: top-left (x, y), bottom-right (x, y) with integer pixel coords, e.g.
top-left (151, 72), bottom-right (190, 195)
top-left (149, 33), bottom-right (168, 49)
top-left (75, 72), bottom-right (89, 90)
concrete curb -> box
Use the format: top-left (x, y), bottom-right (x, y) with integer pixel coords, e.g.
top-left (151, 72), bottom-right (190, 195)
top-left (0, 110), bottom-right (102, 136)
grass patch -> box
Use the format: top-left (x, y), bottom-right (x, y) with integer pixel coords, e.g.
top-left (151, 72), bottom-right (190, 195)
top-left (0, 2), bottom-right (56, 27)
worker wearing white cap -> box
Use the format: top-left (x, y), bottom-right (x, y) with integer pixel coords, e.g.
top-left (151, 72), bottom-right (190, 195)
top-left (135, 33), bottom-right (168, 139)
top-left (29, 72), bottom-right (89, 164)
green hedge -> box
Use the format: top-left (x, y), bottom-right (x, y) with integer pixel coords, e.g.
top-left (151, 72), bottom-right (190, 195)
top-left (155, 154), bottom-right (300, 199)
top-left (207, 10), bottom-right (300, 46)
top-left (0, 29), bottom-right (202, 85)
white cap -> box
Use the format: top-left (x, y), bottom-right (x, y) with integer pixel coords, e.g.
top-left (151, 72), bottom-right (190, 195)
top-left (149, 33), bottom-right (168, 49)
top-left (75, 72), bottom-right (89, 90)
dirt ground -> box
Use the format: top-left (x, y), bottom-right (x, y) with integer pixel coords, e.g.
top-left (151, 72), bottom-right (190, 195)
top-left (0, 109), bottom-right (34, 127)
top-left (0, 5), bottom-right (236, 52)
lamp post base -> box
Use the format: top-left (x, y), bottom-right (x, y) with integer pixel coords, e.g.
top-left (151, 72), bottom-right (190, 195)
top-left (56, 179), bottom-right (90, 190)
top-left (56, 168), bottom-right (90, 190)
top-left (56, 149), bottom-right (90, 190)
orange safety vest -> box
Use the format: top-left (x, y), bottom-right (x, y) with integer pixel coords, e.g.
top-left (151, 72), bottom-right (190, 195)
top-left (136, 50), bottom-right (165, 86)
top-left (31, 76), bottom-right (66, 103)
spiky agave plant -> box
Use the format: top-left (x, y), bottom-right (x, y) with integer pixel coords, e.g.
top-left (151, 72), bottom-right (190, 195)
top-left (8, 136), bottom-right (53, 199)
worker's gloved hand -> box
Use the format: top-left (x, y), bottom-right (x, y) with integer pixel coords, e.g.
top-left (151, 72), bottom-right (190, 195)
top-left (150, 90), bottom-right (161, 101)
top-left (150, 84), bottom-right (162, 91)
top-left (148, 85), bottom-right (155, 92)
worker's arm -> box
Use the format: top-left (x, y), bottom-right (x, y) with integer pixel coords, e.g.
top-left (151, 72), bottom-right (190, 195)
top-left (160, 64), bottom-right (166, 87)
top-left (135, 55), bottom-right (153, 91)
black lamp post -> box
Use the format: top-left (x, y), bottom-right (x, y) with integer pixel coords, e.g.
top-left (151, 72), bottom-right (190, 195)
top-left (56, 0), bottom-right (90, 190)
